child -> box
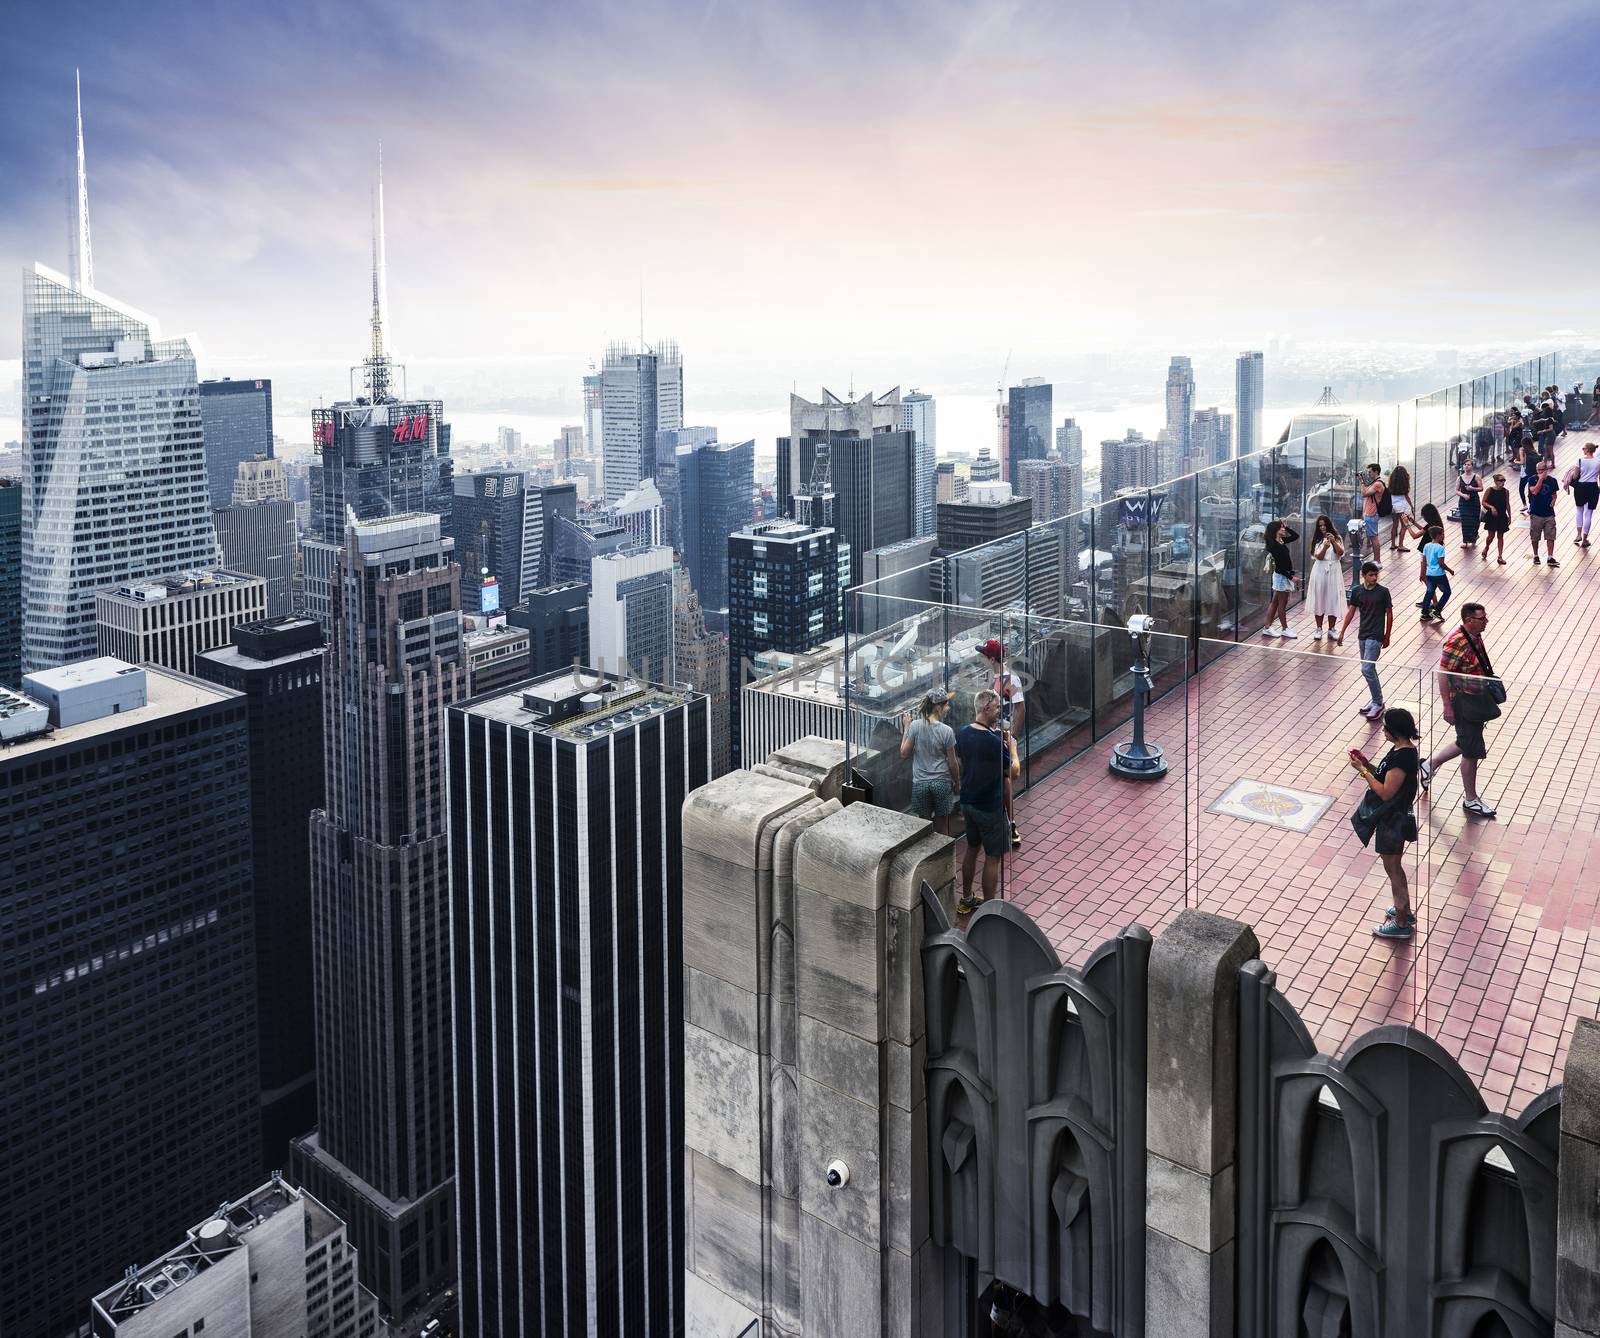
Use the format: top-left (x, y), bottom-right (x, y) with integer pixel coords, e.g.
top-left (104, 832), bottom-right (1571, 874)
top-left (1418, 526), bottom-right (1454, 622)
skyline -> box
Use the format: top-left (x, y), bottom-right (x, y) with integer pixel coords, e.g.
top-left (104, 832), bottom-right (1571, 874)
top-left (3, 0), bottom-right (1599, 380)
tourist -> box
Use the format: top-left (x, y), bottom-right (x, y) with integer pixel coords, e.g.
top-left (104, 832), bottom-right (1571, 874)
top-left (1348, 707), bottom-right (1422, 941)
top-left (1457, 460), bottom-right (1483, 548)
top-left (1336, 561), bottom-right (1392, 718)
top-left (1305, 516), bottom-right (1345, 640)
top-left (1386, 465), bottom-right (1414, 553)
top-left (1533, 398), bottom-right (1558, 462)
top-left (1506, 406), bottom-right (1525, 486)
top-left (1420, 603), bottom-right (1500, 818)
top-left (1564, 442), bottom-right (1599, 550)
top-left (1519, 431), bottom-right (1539, 512)
top-left (975, 637), bottom-right (1026, 848)
top-left (900, 690), bottom-right (959, 836)
top-left (956, 689), bottom-right (1011, 915)
top-left (1360, 463), bottom-right (1386, 556)
top-left (1590, 375), bottom-right (1600, 428)
top-left (1418, 526), bottom-right (1453, 622)
top-left (1395, 499), bottom-right (1444, 551)
top-left (1480, 472), bottom-right (1511, 564)
top-left (1528, 459), bottom-right (1560, 566)
top-left (1261, 518), bottom-right (1300, 639)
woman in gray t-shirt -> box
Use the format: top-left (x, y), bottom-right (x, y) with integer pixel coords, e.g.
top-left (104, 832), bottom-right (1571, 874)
top-left (901, 691), bottom-right (960, 834)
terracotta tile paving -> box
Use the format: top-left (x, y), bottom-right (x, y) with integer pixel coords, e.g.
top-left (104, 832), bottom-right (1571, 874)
top-left (999, 427), bottom-right (1600, 1111)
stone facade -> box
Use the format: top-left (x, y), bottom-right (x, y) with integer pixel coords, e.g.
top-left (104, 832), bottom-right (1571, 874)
top-left (682, 737), bottom-right (950, 1337)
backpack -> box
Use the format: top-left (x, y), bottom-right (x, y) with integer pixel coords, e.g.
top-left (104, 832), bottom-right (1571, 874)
top-left (1375, 483), bottom-right (1393, 517)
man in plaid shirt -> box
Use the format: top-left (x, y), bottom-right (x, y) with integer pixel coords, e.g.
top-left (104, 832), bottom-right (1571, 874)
top-left (1420, 603), bottom-right (1497, 817)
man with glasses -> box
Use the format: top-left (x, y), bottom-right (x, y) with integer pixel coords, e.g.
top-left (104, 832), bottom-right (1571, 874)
top-left (1420, 603), bottom-right (1499, 818)
top-left (1528, 460), bottom-right (1560, 567)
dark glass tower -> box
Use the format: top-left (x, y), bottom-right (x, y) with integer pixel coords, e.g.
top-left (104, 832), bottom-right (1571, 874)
top-left (1007, 378), bottom-right (1053, 489)
top-left (0, 477), bottom-right (18, 686)
top-left (199, 377), bottom-right (274, 509)
top-left (679, 437), bottom-right (754, 618)
top-left (449, 668), bottom-right (710, 1337)
top-left (776, 429), bottom-right (915, 590)
top-left (726, 518), bottom-right (845, 765)
top-left (0, 662), bottom-right (258, 1338)
top-left (289, 513), bottom-right (465, 1323)
top-left (194, 616), bottom-right (327, 1168)
top-left (447, 468), bottom-right (528, 612)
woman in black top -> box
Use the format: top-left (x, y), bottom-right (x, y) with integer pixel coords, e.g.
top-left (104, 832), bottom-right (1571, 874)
top-left (1456, 462), bottom-right (1483, 548)
top-left (1480, 473), bottom-right (1511, 563)
top-left (1349, 707), bottom-right (1421, 941)
top-left (1261, 518), bottom-right (1300, 639)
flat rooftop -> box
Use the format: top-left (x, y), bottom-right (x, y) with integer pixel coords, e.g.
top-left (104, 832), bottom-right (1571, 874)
top-left (462, 667), bottom-right (697, 740)
top-left (0, 666), bottom-right (234, 761)
top-left (1004, 427), bottom-right (1600, 1112)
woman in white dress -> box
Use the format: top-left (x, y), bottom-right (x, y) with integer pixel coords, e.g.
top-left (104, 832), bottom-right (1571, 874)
top-left (1306, 515), bottom-right (1346, 641)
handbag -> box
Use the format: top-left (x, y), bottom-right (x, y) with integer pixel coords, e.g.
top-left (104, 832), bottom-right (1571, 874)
top-left (1463, 631), bottom-right (1508, 706)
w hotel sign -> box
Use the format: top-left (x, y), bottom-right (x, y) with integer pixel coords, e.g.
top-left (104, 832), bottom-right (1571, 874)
top-left (1118, 494), bottom-right (1166, 528)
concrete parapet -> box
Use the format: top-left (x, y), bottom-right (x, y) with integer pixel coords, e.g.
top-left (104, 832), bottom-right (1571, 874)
top-left (1144, 910), bottom-right (1258, 1338)
top-left (1558, 1019), bottom-right (1600, 1337)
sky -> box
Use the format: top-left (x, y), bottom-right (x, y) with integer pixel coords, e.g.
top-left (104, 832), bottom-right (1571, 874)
top-left (2, 0), bottom-right (1599, 408)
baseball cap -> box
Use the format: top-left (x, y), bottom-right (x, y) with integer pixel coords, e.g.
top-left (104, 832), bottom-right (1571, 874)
top-left (975, 638), bottom-right (1007, 661)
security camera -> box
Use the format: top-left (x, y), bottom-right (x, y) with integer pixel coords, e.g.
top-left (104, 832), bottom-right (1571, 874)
top-left (825, 1159), bottom-right (851, 1188)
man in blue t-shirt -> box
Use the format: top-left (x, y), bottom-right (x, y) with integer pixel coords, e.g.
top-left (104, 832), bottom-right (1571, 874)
top-left (955, 689), bottom-right (1015, 914)
top-left (1528, 460), bottom-right (1560, 566)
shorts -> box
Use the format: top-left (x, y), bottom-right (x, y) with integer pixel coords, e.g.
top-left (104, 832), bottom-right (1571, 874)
top-left (962, 804), bottom-right (1010, 858)
top-left (1364, 516), bottom-right (1380, 539)
top-left (1529, 514), bottom-right (1556, 543)
top-left (1453, 719), bottom-right (1487, 760)
top-left (1391, 496), bottom-right (1412, 517)
top-left (1271, 572), bottom-right (1293, 593)
top-left (912, 777), bottom-right (956, 818)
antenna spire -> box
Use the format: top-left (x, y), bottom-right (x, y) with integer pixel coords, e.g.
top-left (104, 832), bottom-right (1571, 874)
top-left (69, 69), bottom-right (94, 291)
top-left (366, 143), bottom-right (392, 403)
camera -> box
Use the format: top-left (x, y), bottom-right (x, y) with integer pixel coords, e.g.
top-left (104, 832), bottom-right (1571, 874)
top-left (825, 1159), bottom-right (851, 1188)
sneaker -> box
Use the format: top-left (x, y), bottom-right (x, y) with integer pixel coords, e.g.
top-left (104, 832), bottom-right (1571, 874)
top-left (1360, 701), bottom-right (1384, 719)
top-left (1431, 610), bottom-right (1447, 621)
top-left (1374, 920), bottom-right (1414, 940)
top-left (1279, 627), bottom-right (1298, 639)
top-left (1383, 907), bottom-right (1418, 926)
top-left (1547, 558), bottom-right (1560, 568)
top-left (1261, 626), bottom-right (1280, 637)
top-left (955, 895), bottom-right (982, 916)
top-left (1533, 556), bottom-right (1542, 565)
top-left (1462, 798), bottom-right (1497, 818)
top-left (1418, 760), bottom-right (1432, 791)
top-left (1010, 822), bottom-right (1022, 851)
top-left (1312, 629), bottom-right (1325, 641)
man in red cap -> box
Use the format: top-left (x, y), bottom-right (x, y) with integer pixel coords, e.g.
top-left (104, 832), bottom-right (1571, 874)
top-left (975, 638), bottom-right (1025, 849)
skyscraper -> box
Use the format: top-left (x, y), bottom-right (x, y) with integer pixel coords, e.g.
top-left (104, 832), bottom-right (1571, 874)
top-left (777, 387), bottom-right (900, 520)
top-left (1016, 457), bottom-right (1079, 524)
top-left (582, 365), bottom-right (604, 463)
top-left (655, 425), bottom-right (718, 554)
top-left (449, 668), bottom-right (710, 1337)
top-left (1, 659), bottom-right (258, 1338)
top-left (89, 1176), bottom-right (382, 1338)
top-left (231, 453), bottom-right (289, 504)
top-left (1056, 417), bottom-right (1084, 475)
top-left (304, 157), bottom-right (452, 626)
top-left (289, 512), bottom-right (465, 1323)
top-left (1165, 356), bottom-right (1195, 480)
top-left (448, 468), bottom-right (529, 612)
top-left (20, 265), bottom-right (221, 672)
top-left (96, 568), bottom-right (268, 674)
top-left (1101, 429), bottom-right (1159, 495)
top-left (673, 563), bottom-right (732, 774)
top-left (900, 389), bottom-right (938, 535)
top-left (678, 435), bottom-right (755, 618)
top-left (199, 377), bottom-right (275, 509)
top-left (588, 544), bottom-right (675, 683)
top-left (214, 492), bottom-right (298, 617)
top-left (0, 477), bottom-right (19, 686)
top-left (935, 481), bottom-right (1033, 552)
top-left (195, 617), bottom-right (327, 1169)
top-left (510, 581), bottom-right (590, 675)
top-left (1191, 406), bottom-right (1236, 470)
top-left (602, 341), bottom-right (682, 503)
top-left (1006, 378), bottom-right (1052, 489)
top-left (1236, 350), bottom-right (1265, 459)
top-left (726, 518), bottom-right (847, 766)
